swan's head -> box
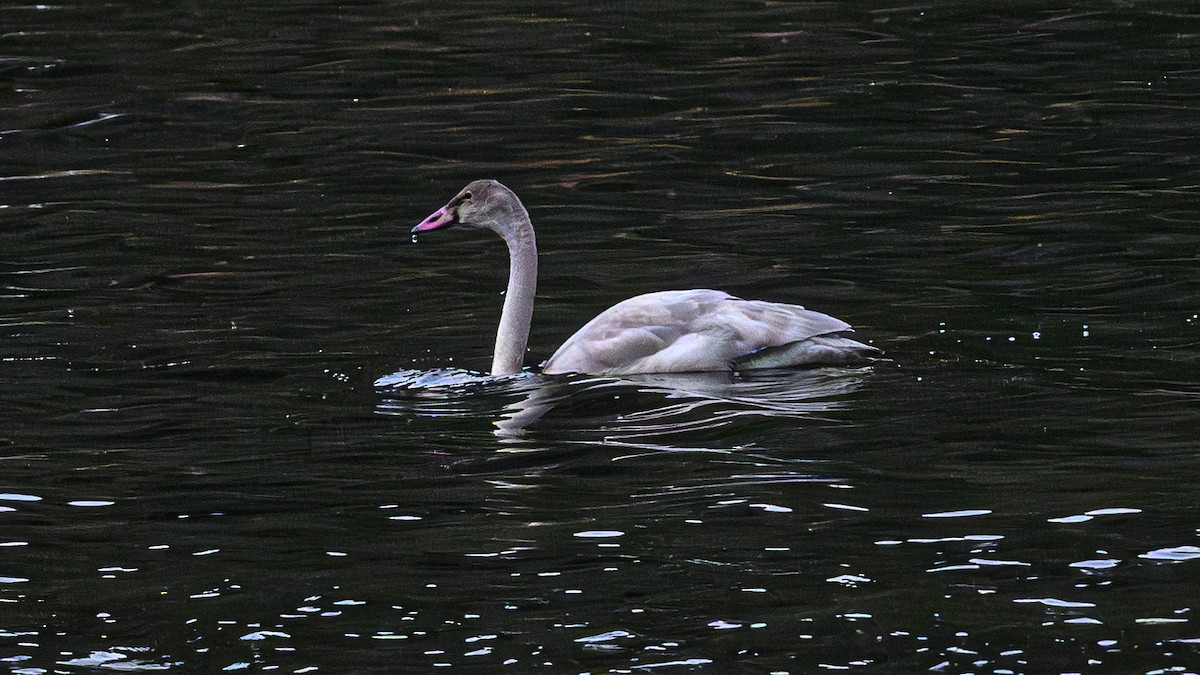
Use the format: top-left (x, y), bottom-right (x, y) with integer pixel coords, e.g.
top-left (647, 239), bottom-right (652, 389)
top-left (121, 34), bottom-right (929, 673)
top-left (412, 179), bottom-right (525, 238)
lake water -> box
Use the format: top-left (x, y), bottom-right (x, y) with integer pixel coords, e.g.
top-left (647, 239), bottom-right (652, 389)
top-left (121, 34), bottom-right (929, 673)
top-left (3, 1), bottom-right (1199, 672)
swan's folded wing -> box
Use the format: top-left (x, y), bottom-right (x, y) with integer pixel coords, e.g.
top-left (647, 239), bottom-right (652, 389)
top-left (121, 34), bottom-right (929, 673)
top-left (541, 290), bottom-right (876, 375)
top-left (732, 335), bottom-right (880, 370)
top-left (541, 291), bottom-right (720, 375)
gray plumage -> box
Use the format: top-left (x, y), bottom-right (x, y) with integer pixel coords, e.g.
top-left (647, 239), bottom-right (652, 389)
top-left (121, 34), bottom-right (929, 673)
top-left (411, 180), bottom-right (879, 377)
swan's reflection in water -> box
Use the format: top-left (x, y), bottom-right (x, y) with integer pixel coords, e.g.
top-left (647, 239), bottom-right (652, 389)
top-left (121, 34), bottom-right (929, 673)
top-left (374, 366), bottom-right (872, 444)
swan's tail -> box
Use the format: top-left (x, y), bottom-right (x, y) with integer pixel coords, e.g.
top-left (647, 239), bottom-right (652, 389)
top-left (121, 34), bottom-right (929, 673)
top-left (733, 334), bottom-right (881, 370)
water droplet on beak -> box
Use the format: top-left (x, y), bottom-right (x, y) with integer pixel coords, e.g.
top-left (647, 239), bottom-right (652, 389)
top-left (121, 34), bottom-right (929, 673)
top-left (411, 233), bottom-right (419, 244)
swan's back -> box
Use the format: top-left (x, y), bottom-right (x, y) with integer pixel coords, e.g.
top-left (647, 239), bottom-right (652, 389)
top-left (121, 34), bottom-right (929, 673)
top-left (541, 289), bottom-right (877, 376)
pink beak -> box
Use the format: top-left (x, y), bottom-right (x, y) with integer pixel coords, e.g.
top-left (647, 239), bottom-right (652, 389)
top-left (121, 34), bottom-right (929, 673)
top-left (412, 205), bottom-right (455, 233)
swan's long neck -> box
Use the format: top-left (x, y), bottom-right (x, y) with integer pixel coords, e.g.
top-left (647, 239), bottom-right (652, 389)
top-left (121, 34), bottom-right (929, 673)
top-left (492, 206), bottom-right (537, 376)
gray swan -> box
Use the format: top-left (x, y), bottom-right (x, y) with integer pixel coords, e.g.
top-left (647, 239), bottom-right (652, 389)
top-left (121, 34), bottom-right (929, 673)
top-left (412, 179), bottom-right (879, 376)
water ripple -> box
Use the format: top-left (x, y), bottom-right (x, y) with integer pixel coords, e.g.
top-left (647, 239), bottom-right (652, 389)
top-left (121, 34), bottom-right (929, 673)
top-left (375, 366), bottom-right (872, 444)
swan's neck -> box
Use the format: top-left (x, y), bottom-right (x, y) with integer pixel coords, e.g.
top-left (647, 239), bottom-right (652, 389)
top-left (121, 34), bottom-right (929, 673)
top-left (492, 208), bottom-right (537, 376)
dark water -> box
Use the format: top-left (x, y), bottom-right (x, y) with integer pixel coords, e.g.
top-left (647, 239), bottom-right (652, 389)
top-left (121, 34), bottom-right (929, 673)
top-left (4, 1), bottom-right (1200, 672)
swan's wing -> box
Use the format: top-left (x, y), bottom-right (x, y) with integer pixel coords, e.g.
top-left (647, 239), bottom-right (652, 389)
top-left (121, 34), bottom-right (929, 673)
top-left (732, 335), bottom-right (879, 370)
top-left (541, 289), bottom-right (876, 375)
top-left (541, 290), bottom-right (727, 375)
top-left (726, 298), bottom-right (879, 369)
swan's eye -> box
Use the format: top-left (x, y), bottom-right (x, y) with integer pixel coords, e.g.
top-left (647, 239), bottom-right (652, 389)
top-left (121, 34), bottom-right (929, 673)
top-left (458, 192), bottom-right (473, 205)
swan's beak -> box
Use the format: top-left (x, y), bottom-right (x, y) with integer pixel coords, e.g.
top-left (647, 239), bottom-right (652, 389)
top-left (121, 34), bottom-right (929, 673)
top-left (412, 205), bottom-right (455, 233)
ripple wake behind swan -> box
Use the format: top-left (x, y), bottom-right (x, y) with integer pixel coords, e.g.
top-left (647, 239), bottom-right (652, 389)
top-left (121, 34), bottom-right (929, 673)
top-left (375, 366), bottom-right (872, 445)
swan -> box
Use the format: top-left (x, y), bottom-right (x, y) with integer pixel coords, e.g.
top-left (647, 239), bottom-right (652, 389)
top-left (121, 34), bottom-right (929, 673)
top-left (411, 179), bottom-right (879, 377)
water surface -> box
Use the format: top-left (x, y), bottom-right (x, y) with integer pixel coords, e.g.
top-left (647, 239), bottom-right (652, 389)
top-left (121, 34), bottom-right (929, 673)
top-left (3, 1), bottom-right (1199, 672)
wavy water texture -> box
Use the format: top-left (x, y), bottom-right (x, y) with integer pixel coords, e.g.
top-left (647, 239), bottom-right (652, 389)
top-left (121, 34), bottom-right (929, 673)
top-left (2, 1), bottom-right (1199, 673)
top-left (375, 366), bottom-right (871, 444)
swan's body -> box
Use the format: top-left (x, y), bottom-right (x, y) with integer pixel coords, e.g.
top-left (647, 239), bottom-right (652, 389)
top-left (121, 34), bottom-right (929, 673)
top-left (412, 180), bottom-right (878, 377)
